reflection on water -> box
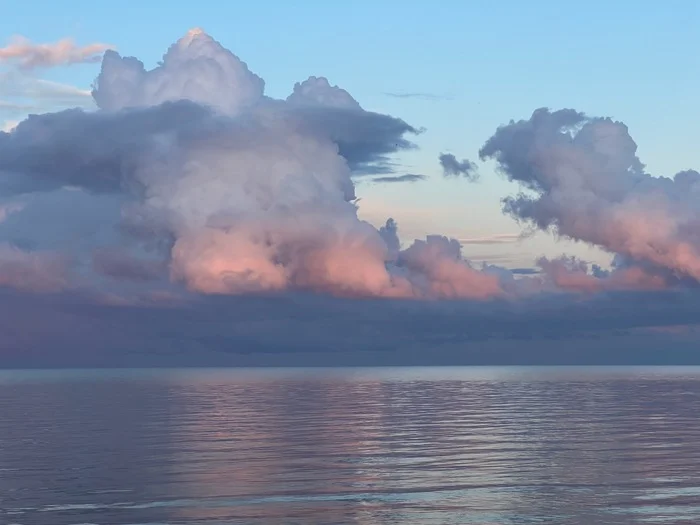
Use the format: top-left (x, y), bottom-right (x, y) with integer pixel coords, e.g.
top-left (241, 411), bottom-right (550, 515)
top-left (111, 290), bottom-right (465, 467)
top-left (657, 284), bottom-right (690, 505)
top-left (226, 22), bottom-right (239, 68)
top-left (1, 367), bottom-right (700, 524)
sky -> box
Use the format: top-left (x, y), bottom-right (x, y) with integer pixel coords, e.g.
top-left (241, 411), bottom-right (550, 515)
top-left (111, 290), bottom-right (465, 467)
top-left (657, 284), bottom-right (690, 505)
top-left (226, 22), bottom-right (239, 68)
top-left (1, 1), bottom-right (700, 366)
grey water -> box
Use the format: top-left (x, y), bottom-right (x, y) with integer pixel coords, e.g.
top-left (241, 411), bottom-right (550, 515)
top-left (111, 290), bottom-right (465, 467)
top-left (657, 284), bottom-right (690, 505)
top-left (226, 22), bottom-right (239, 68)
top-left (1, 367), bottom-right (700, 524)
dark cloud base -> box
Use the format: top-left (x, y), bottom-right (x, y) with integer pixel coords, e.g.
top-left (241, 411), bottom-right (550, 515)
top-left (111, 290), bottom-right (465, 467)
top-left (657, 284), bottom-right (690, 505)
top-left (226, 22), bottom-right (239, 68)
top-left (2, 290), bottom-right (699, 368)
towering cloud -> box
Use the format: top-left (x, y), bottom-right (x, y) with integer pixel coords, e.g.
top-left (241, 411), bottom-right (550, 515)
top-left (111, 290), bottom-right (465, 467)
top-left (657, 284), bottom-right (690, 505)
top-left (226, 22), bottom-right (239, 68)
top-left (480, 108), bottom-right (700, 283)
top-left (0, 29), bottom-right (502, 300)
top-left (92, 28), bottom-right (262, 114)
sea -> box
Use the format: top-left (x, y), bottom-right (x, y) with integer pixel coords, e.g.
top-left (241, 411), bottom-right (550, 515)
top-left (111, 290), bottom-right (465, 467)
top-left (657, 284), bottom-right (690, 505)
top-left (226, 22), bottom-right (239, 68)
top-left (1, 367), bottom-right (700, 524)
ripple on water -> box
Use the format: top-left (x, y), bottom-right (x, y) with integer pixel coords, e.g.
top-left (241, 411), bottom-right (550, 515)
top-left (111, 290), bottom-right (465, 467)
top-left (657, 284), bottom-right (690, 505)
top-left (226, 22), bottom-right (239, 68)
top-left (1, 367), bottom-right (700, 524)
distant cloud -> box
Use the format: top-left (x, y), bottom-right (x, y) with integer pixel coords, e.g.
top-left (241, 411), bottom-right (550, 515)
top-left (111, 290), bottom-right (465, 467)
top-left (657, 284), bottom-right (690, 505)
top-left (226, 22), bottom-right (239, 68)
top-left (384, 92), bottom-right (452, 101)
top-left (511, 267), bottom-right (540, 275)
top-left (0, 35), bottom-right (113, 70)
top-left (439, 153), bottom-right (478, 181)
top-left (459, 233), bottom-right (522, 245)
top-left (372, 174), bottom-right (427, 183)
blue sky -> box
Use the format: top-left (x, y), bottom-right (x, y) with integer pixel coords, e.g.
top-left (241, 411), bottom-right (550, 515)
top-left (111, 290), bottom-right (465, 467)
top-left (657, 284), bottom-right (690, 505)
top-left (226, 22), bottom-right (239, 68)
top-left (2, 0), bottom-right (699, 269)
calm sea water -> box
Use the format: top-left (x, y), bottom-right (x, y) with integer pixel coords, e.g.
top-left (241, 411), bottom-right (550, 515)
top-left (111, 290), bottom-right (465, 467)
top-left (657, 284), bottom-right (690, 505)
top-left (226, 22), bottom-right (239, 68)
top-left (1, 367), bottom-right (700, 524)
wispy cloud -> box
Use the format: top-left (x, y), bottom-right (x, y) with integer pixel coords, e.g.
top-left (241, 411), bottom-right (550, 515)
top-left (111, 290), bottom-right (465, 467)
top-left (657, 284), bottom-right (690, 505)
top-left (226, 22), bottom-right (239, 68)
top-left (372, 173), bottom-right (427, 183)
top-left (0, 72), bottom-right (92, 104)
top-left (0, 72), bottom-right (94, 121)
top-left (0, 35), bottom-right (113, 70)
top-left (511, 267), bottom-right (540, 275)
top-left (384, 92), bottom-right (453, 101)
top-left (459, 233), bottom-right (524, 245)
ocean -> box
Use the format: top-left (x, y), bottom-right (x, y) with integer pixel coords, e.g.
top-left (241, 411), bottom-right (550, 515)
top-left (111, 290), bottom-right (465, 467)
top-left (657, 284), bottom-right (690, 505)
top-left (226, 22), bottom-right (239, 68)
top-left (1, 367), bottom-right (699, 524)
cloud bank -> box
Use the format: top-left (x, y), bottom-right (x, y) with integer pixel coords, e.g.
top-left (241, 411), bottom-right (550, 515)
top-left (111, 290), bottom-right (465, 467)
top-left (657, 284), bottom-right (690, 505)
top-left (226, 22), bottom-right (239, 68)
top-left (1, 30), bottom-right (700, 366)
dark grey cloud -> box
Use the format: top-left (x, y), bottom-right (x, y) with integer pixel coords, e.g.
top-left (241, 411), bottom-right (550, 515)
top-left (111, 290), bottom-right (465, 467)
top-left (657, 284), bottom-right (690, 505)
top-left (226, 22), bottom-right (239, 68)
top-left (0, 100), bottom-right (418, 197)
top-left (2, 289), bottom-right (700, 367)
top-left (439, 153), bottom-right (479, 181)
top-left (0, 101), bottom-right (212, 195)
top-left (511, 267), bottom-right (540, 275)
top-left (285, 104), bottom-right (420, 176)
top-left (372, 173), bottom-right (427, 183)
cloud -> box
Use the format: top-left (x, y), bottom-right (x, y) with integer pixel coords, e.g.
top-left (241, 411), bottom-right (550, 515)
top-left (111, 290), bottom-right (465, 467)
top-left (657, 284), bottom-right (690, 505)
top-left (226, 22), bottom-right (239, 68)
top-left (511, 267), bottom-right (540, 275)
top-left (480, 107), bottom-right (700, 284)
top-left (439, 153), bottom-right (478, 181)
top-left (372, 174), bottom-right (427, 183)
top-left (0, 243), bottom-right (69, 293)
top-left (536, 255), bottom-right (666, 293)
top-left (5, 27), bottom-right (700, 368)
top-left (0, 29), bottom-right (500, 301)
top-left (92, 248), bottom-right (166, 282)
top-left (288, 76), bottom-right (361, 110)
top-left (459, 233), bottom-right (523, 245)
top-left (0, 35), bottom-right (112, 70)
top-left (3, 289), bottom-right (700, 367)
top-left (0, 31), bottom-right (699, 365)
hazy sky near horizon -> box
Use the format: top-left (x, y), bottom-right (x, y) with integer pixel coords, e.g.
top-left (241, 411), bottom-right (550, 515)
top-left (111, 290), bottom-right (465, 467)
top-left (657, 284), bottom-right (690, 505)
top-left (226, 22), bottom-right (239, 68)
top-left (2, 1), bottom-right (700, 366)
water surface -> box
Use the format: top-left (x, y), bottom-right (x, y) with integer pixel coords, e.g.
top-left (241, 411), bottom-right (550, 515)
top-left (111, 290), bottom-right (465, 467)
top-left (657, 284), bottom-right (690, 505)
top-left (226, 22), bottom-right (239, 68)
top-left (1, 367), bottom-right (700, 524)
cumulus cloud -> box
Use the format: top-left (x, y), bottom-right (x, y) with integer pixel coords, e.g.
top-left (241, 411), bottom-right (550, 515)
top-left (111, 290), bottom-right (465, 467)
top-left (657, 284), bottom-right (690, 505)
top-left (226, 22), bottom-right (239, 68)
top-left (2, 31), bottom-right (700, 365)
top-left (439, 153), bottom-right (478, 181)
top-left (480, 108), bottom-right (700, 283)
top-left (536, 255), bottom-right (666, 293)
top-left (92, 29), bottom-right (260, 114)
top-left (0, 35), bottom-right (112, 70)
top-left (0, 29), bottom-right (501, 301)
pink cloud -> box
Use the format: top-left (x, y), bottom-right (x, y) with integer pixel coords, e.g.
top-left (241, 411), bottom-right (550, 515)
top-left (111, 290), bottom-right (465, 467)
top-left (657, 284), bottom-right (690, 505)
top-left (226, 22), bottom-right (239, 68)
top-left (0, 35), bottom-right (113, 70)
